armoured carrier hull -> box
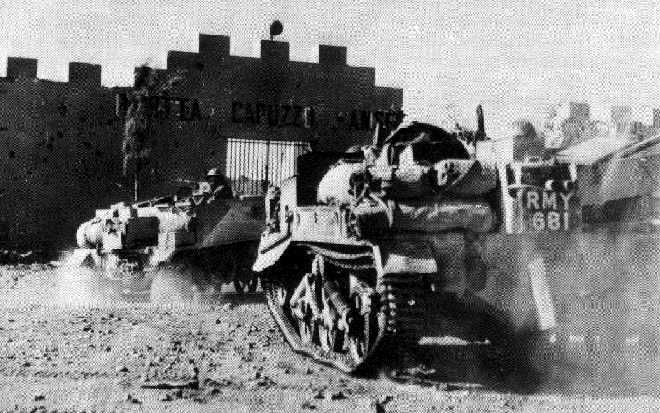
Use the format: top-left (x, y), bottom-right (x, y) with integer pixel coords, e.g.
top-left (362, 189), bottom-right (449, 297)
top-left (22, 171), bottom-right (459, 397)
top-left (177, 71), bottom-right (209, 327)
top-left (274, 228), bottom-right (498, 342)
top-left (253, 122), bottom-right (659, 379)
top-left (74, 179), bottom-right (265, 297)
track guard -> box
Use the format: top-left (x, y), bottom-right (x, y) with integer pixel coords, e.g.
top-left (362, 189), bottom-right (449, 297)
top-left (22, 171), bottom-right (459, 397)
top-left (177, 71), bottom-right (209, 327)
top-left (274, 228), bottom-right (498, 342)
top-left (252, 234), bottom-right (292, 272)
top-left (377, 240), bottom-right (438, 275)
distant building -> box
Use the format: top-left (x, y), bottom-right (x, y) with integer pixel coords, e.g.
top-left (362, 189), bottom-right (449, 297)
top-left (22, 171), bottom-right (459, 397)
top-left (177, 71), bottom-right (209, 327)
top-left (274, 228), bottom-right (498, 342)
top-left (653, 108), bottom-right (660, 128)
top-left (512, 120), bottom-right (544, 161)
top-left (611, 105), bottom-right (632, 135)
top-left (543, 101), bottom-right (597, 150)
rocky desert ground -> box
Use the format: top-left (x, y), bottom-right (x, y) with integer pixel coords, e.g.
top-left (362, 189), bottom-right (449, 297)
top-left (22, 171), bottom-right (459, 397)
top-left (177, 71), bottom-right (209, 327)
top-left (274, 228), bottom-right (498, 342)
top-left (0, 258), bottom-right (659, 413)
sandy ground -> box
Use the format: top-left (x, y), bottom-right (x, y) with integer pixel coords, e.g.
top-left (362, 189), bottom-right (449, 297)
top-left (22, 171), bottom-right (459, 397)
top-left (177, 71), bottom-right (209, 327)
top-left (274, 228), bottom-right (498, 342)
top-left (0, 264), bottom-right (659, 413)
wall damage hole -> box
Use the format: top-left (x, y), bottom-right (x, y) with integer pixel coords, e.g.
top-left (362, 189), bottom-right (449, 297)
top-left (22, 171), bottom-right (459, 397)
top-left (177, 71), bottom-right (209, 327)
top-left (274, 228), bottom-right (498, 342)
top-left (8, 150), bottom-right (15, 159)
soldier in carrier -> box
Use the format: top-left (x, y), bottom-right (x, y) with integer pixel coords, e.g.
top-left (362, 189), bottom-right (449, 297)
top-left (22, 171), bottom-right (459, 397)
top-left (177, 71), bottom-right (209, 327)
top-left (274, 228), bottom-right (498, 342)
top-left (192, 168), bottom-right (233, 205)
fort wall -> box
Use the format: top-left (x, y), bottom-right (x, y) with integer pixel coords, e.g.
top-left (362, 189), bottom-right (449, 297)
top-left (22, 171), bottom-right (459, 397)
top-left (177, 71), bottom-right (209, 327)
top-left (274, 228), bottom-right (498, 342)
top-left (0, 33), bottom-right (403, 250)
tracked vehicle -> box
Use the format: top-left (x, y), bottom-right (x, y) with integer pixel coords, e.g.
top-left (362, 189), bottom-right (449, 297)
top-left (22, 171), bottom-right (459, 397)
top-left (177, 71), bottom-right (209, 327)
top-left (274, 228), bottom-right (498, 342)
top-left (74, 170), bottom-right (264, 296)
top-left (252, 116), bottom-right (587, 373)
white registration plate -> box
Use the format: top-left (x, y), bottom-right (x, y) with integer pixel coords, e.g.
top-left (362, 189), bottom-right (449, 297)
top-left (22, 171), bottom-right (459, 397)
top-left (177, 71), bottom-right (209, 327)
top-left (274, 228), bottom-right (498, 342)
top-left (519, 189), bottom-right (575, 232)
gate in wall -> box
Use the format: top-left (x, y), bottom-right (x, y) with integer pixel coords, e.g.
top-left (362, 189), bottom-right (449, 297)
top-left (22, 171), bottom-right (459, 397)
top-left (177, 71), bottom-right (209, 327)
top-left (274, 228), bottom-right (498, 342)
top-left (225, 138), bottom-right (311, 195)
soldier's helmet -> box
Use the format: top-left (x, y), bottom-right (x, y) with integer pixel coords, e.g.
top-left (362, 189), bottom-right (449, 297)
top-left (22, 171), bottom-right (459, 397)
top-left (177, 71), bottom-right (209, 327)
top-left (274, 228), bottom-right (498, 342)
top-left (206, 168), bottom-right (223, 177)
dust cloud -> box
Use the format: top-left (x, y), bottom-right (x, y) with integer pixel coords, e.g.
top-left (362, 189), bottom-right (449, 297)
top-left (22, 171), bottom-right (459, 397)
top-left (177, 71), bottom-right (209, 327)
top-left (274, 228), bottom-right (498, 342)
top-left (53, 249), bottom-right (224, 309)
top-left (523, 225), bottom-right (660, 396)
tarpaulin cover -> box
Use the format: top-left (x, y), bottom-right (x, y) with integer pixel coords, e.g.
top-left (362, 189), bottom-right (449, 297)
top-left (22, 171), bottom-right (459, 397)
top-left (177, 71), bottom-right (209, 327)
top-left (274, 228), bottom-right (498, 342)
top-left (392, 199), bottom-right (496, 233)
top-left (317, 162), bottom-right (365, 205)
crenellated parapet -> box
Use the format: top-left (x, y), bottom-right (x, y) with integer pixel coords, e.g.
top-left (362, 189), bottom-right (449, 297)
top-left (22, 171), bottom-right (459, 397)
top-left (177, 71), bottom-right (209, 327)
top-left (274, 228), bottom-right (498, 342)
top-left (199, 34), bottom-right (230, 60)
top-left (166, 51), bottom-right (201, 72)
top-left (163, 34), bottom-right (356, 71)
top-left (260, 40), bottom-right (289, 64)
top-left (7, 57), bottom-right (38, 79)
top-left (69, 62), bottom-right (102, 87)
top-left (4, 57), bottom-right (102, 87)
top-left (4, 33), bottom-right (393, 92)
top-left (319, 45), bottom-right (346, 67)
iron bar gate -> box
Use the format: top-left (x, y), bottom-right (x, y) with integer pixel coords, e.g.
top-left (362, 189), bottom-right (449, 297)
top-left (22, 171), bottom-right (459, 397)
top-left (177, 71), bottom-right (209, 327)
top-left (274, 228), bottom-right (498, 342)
top-left (225, 138), bottom-right (311, 195)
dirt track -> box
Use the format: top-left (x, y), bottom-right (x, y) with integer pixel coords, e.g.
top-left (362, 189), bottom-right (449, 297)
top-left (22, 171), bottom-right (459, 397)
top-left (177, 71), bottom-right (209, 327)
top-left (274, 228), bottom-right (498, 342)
top-left (0, 265), bottom-right (659, 413)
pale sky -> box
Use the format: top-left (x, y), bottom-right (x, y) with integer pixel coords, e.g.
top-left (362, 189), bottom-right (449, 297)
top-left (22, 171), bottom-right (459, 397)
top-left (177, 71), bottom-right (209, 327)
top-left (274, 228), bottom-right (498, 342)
top-left (3, 0), bottom-right (660, 137)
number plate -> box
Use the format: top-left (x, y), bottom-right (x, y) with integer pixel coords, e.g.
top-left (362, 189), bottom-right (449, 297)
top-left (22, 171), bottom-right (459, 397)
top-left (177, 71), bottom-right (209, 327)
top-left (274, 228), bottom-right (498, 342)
top-left (519, 189), bottom-right (576, 232)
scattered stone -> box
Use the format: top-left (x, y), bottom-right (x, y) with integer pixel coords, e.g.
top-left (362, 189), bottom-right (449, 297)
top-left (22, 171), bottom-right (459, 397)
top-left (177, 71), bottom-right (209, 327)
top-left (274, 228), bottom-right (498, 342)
top-left (379, 395), bottom-right (393, 404)
top-left (204, 378), bottom-right (233, 387)
top-left (33, 394), bottom-right (45, 401)
top-left (301, 401), bottom-right (317, 410)
top-left (116, 365), bottom-right (129, 373)
top-left (328, 390), bottom-right (346, 400)
top-left (141, 379), bottom-right (199, 390)
top-left (126, 393), bottom-right (141, 404)
top-left (251, 374), bottom-right (275, 388)
top-left (314, 389), bottom-right (346, 401)
top-left (373, 395), bottom-right (393, 413)
top-left (222, 303), bottom-right (233, 311)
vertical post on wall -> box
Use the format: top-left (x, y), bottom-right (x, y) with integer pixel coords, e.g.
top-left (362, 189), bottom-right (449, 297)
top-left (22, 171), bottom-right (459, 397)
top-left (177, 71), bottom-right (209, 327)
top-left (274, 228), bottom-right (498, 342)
top-left (134, 171), bottom-right (139, 202)
top-left (263, 140), bottom-right (271, 194)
